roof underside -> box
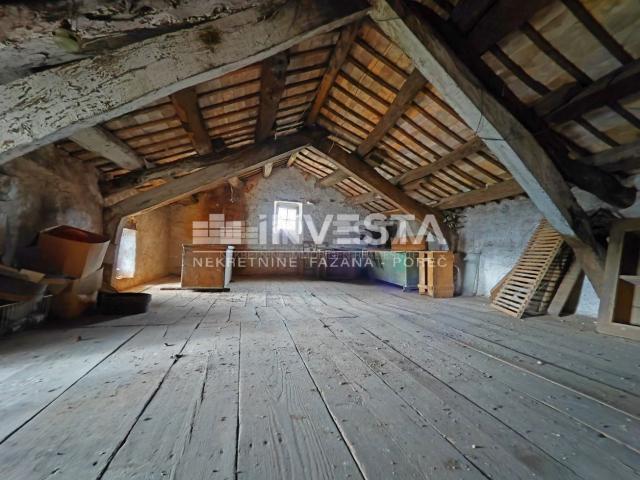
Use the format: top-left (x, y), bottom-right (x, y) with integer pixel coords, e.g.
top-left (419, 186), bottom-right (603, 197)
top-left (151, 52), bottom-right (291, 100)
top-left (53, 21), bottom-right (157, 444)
top-left (50, 0), bottom-right (640, 213)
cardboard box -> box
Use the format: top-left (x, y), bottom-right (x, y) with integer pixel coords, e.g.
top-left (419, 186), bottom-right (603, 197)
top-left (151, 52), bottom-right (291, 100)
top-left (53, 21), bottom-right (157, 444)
top-left (38, 226), bottom-right (110, 278)
top-left (67, 267), bottom-right (103, 295)
top-left (50, 268), bottom-right (104, 320)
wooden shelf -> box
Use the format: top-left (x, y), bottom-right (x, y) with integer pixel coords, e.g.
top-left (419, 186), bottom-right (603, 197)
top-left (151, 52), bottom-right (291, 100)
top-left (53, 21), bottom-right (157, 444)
top-left (620, 275), bottom-right (640, 286)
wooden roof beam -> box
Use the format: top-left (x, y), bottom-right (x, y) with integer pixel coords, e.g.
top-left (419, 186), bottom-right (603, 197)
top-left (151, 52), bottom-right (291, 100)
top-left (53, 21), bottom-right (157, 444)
top-left (541, 59), bottom-right (640, 125)
top-left (228, 176), bottom-right (244, 189)
top-left (306, 21), bottom-right (362, 125)
top-left (467, 0), bottom-right (554, 54)
top-left (579, 139), bottom-right (640, 173)
top-left (436, 179), bottom-right (524, 209)
top-left (348, 191), bottom-right (382, 205)
top-left (263, 161), bottom-right (274, 178)
top-left (392, 137), bottom-right (485, 186)
top-left (0, 0), bottom-right (369, 165)
top-left (356, 68), bottom-right (427, 157)
top-left (170, 87), bottom-right (214, 155)
top-left (70, 126), bottom-right (146, 171)
top-left (286, 152), bottom-right (298, 167)
top-left (256, 52), bottom-right (290, 142)
top-left (107, 128), bottom-right (325, 224)
top-left (370, 0), bottom-right (605, 295)
top-left (312, 136), bottom-right (456, 248)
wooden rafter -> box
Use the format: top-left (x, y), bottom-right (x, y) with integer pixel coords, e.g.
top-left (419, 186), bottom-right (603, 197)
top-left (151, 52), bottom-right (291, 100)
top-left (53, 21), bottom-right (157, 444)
top-left (561, 0), bottom-right (633, 64)
top-left (263, 162), bottom-right (274, 178)
top-left (370, 0), bottom-right (605, 295)
top-left (318, 169), bottom-right (349, 187)
top-left (436, 179), bottom-right (524, 210)
top-left (579, 139), bottom-right (640, 173)
top-left (544, 59), bottom-right (640, 125)
top-left (392, 137), bottom-right (485, 186)
top-left (312, 136), bottom-right (456, 248)
top-left (70, 126), bottom-right (146, 171)
top-left (286, 152), bottom-right (298, 167)
top-left (0, 0), bottom-right (369, 165)
top-left (256, 52), bottom-right (290, 142)
top-left (170, 87), bottom-right (214, 155)
top-left (228, 176), bottom-right (244, 189)
top-left (420, 2), bottom-right (636, 208)
top-left (356, 68), bottom-right (426, 156)
top-left (307, 22), bottom-right (362, 125)
top-left (348, 191), bottom-right (381, 205)
top-left (467, 0), bottom-right (554, 54)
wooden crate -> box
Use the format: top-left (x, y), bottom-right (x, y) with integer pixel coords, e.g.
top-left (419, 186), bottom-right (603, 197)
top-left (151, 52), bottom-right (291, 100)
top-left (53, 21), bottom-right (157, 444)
top-left (418, 251), bottom-right (454, 297)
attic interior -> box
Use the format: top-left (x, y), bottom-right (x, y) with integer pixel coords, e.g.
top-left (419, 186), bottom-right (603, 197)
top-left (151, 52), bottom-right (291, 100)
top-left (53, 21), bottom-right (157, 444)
top-left (1, 0), bottom-right (640, 478)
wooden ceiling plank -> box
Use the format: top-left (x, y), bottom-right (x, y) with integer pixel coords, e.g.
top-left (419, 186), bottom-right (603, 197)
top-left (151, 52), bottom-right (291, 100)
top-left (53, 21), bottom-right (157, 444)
top-left (562, 0), bottom-right (633, 65)
top-left (356, 68), bottom-right (427, 156)
top-left (371, 0), bottom-right (606, 295)
top-left (307, 22), bottom-right (362, 125)
top-left (0, 0), bottom-right (369, 165)
top-left (70, 126), bottom-right (146, 171)
top-left (170, 87), bottom-right (214, 155)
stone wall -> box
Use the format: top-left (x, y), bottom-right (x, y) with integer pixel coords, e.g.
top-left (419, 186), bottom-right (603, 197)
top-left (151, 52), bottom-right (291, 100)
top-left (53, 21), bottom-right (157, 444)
top-left (166, 167), bottom-right (372, 275)
top-left (457, 196), bottom-right (602, 317)
top-left (0, 147), bottom-right (103, 265)
top-left (243, 167), bottom-right (371, 248)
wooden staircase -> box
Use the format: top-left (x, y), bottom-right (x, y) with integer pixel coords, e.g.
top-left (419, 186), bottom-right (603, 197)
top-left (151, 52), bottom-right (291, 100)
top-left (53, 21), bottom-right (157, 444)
top-left (492, 219), bottom-right (570, 318)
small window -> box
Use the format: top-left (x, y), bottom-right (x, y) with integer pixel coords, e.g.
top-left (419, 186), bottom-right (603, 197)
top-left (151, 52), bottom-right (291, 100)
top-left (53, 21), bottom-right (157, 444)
top-left (274, 201), bottom-right (302, 235)
top-left (115, 228), bottom-right (137, 279)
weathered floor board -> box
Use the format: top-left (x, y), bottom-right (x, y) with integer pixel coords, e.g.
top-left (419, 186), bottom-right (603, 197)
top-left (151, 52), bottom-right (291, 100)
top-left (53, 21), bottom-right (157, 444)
top-left (0, 278), bottom-right (639, 479)
top-left (238, 306), bottom-right (361, 479)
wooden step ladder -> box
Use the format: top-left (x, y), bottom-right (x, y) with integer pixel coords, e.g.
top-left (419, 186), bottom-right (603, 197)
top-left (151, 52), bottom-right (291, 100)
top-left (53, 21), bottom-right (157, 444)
top-left (492, 219), bottom-right (570, 318)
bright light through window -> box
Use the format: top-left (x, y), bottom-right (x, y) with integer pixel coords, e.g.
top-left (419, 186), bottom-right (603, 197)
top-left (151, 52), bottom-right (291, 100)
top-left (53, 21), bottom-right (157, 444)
top-left (274, 201), bottom-right (302, 234)
top-left (115, 228), bottom-right (137, 279)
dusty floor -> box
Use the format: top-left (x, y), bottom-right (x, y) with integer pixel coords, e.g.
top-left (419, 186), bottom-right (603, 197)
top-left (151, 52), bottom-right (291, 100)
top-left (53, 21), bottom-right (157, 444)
top-left (0, 278), bottom-right (639, 479)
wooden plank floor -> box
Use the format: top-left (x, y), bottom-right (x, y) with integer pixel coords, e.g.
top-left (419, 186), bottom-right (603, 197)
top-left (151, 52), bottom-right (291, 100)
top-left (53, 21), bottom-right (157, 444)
top-left (1, 277), bottom-right (639, 480)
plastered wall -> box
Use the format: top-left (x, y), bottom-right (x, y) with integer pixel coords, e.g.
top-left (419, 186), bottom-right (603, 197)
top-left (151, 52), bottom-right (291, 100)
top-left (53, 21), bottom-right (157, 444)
top-left (113, 207), bottom-right (171, 291)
